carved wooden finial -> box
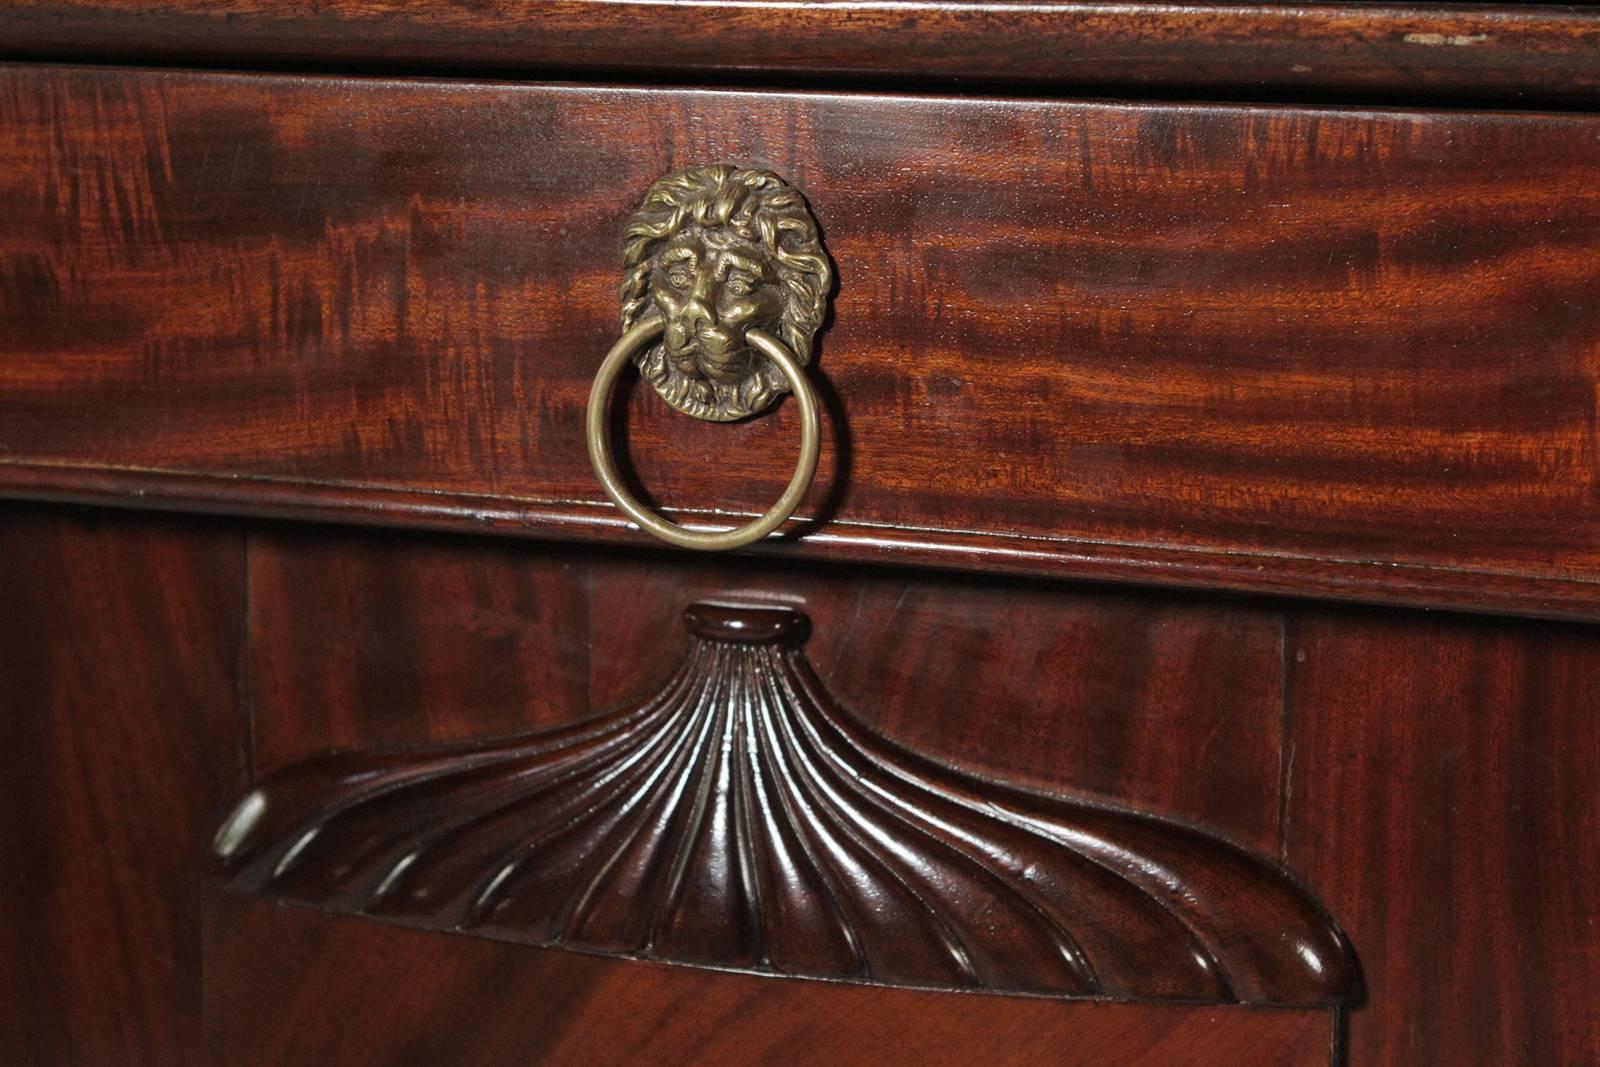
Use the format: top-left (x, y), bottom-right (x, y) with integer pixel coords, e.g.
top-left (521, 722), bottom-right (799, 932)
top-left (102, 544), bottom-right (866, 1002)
top-left (680, 601), bottom-right (810, 645)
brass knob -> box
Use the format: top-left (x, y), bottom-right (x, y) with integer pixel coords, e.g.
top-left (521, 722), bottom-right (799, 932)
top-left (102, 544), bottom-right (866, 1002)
top-left (584, 164), bottom-right (833, 551)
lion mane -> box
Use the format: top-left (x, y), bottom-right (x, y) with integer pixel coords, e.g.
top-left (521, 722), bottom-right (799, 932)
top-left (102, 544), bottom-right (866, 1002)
top-left (620, 164), bottom-right (832, 421)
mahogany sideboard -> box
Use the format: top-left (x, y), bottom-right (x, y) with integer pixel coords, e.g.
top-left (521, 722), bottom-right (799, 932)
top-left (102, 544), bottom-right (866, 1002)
top-left (2, 4), bottom-right (1598, 1065)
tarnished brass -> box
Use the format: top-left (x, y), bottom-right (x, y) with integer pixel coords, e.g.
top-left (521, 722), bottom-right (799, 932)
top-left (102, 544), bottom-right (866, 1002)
top-left (585, 165), bottom-right (833, 551)
top-left (586, 313), bottom-right (821, 551)
top-left (619, 165), bottom-right (832, 422)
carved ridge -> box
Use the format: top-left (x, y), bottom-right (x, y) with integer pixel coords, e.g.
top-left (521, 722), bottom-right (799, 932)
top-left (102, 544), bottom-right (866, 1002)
top-left (215, 602), bottom-right (1359, 1006)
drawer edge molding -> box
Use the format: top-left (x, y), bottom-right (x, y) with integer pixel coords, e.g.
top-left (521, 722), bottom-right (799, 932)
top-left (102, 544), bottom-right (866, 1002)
top-left (212, 600), bottom-right (1361, 1007)
top-left (4, 460), bottom-right (1599, 624)
top-left (2, 3), bottom-right (1599, 104)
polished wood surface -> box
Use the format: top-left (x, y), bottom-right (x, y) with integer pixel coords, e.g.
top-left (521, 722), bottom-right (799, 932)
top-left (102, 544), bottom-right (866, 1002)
top-left (20, 462), bottom-right (1600, 624)
top-left (1284, 609), bottom-right (1600, 1065)
top-left (205, 892), bottom-right (1339, 1067)
top-left (2, 1), bottom-right (1599, 103)
top-left (0, 507), bottom-right (245, 1067)
top-left (246, 528), bottom-right (592, 771)
top-left (5, 66), bottom-right (1600, 621)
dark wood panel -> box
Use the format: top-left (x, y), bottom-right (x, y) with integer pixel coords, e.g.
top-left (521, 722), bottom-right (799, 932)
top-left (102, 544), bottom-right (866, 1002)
top-left (4, 68), bottom-right (1600, 620)
top-left (1, 1), bottom-right (1598, 104)
top-left (204, 892), bottom-right (1338, 1066)
top-left (247, 527), bottom-right (1289, 856)
top-left (0, 506), bottom-right (245, 1066)
top-left (1283, 609), bottom-right (1600, 1065)
top-left (247, 526), bottom-right (592, 771)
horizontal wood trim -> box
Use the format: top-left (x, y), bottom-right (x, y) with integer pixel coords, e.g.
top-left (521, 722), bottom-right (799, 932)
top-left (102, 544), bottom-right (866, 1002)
top-left (1, 2), bottom-right (1599, 103)
top-left (5, 69), bottom-right (1600, 621)
top-left (8, 460), bottom-right (1600, 622)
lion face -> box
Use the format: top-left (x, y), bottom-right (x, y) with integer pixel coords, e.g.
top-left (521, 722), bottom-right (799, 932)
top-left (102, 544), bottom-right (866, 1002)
top-left (620, 165), bottom-right (832, 422)
top-left (652, 224), bottom-right (785, 388)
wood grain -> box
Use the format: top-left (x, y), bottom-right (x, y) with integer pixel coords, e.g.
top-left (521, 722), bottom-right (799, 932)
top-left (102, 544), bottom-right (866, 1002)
top-left (247, 526), bottom-right (1290, 856)
top-left (0, 506), bottom-right (244, 1066)
top-left (1283, 609), bottom-right (1600, 1065)
top-left (246, 526), bottom-right (593, 771)
top-left (1, 1), bottom-right (1598, 104)
top-left (204, 892), bottom-right (1339, 1066)
top-left (4, 67), bottom-right (1600, 620)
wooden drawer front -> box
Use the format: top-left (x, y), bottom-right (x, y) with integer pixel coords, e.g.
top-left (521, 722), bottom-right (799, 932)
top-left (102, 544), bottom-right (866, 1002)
top-left (3, 66), bottom-right (1600, 617)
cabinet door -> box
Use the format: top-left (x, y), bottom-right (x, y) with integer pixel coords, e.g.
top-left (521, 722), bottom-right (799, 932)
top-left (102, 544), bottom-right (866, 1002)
top-left (205, 527), bottom-right (1348, 1066)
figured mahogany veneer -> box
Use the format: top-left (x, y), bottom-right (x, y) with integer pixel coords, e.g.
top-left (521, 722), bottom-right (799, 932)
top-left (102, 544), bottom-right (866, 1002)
top-left (0, 508), bottom-right (245, 1067)
top-left (245, 526), bottom-right (1294, 857)
top-left (4, 67), bottom-right (1600, 620)
top-left (1285, 609), bottom-right (1600, 1064)
top-left (214, 600), bottom-right (1357, 1007)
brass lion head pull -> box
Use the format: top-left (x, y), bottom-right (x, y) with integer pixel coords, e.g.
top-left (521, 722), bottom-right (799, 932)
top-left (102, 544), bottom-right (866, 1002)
top-left (586, 165), bottom-right (834, 550)
top-left (621, 165), bottom-right (832, 422)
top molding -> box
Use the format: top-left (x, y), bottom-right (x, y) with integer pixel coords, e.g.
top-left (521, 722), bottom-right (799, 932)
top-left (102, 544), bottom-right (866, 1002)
top-left (2, 1), bottom-right (1599, 104)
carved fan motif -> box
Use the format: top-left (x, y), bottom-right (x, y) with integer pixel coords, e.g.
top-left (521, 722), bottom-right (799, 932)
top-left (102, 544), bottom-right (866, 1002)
top-left (215, 602), bottom-right (1358, 1006)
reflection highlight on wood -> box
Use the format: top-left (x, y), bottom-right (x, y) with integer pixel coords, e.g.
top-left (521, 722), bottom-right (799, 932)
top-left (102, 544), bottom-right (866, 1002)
top-left (215, 601), bottom-right (1358, 1006)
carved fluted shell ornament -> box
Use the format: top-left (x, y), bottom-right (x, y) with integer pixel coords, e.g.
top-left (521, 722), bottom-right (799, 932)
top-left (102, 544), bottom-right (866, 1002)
top-left (214, 603), bottom-right (1359, 1006)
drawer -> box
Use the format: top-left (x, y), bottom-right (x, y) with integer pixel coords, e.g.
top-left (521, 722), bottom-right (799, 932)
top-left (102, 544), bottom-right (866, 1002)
top-left (3, 65), bottom-right (1600, 618)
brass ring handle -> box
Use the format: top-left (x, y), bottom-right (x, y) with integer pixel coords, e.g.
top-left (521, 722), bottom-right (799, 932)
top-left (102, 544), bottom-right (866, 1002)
top-left (585, 313), bottom-right (821, 551)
